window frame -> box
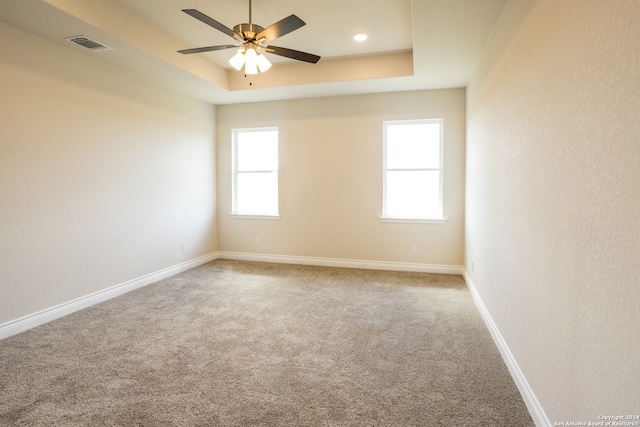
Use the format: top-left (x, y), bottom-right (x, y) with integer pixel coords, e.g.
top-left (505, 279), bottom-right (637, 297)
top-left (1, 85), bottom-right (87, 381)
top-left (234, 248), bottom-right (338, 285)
top-left (230, 127), bottom-right (280, 219)
top-left (380, 118), bottom-right (445, 223)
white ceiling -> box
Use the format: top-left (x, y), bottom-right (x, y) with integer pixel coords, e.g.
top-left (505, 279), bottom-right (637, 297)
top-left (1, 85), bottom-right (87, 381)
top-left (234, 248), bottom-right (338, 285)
top-left (0, 0), bottom-right (507, 105)
top-left (115, 0), bottom-right (415, 66)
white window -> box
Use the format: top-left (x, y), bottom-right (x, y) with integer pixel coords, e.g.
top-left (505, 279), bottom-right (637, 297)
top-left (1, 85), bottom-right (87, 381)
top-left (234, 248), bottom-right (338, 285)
top-left (382, 119), bottom-right (444, 221)
top-left (232, 127), bottom-right (279, 217)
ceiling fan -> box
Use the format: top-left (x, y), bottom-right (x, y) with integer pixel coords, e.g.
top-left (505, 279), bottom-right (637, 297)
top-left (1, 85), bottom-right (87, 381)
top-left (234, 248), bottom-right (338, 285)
top-left (178, 0), bottom-right (321, 74)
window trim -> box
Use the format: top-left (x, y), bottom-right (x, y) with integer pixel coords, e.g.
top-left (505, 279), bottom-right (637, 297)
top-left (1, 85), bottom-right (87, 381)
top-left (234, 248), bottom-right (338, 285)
top-left (231, 127), bottom-right (280, 218)
top-left (229, 213), bottom-right (281, 220)
top-left (380, 118), bottom-right (446, 223)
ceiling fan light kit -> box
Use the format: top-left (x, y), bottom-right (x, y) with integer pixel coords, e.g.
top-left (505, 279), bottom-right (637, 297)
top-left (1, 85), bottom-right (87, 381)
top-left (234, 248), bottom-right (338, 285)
top-left (178, 0), bottom-right (320, 75)
top-left (229, 43), bottom-right (272, 74)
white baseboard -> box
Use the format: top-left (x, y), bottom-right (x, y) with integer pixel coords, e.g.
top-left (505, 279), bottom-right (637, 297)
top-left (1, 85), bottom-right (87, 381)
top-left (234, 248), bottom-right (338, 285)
top-left (0, 252), bottom-right (219, 340)
top-left (217, 251), bottom-right (463, 275)
top-left (463, 271), bottom-right (551, 427)
top-left (1, 251), bottom-right (460, 340)
top-left (3, 253), bottom-right (545, 424)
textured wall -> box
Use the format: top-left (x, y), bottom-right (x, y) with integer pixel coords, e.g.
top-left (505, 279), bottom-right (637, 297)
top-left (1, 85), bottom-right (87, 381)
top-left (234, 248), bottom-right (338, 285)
top-left (216, 89), bottom-right (465, 267)
top-left (0, 24), bottom-right (217, 325)
top-left (466, 0), bottom-right (640, 422)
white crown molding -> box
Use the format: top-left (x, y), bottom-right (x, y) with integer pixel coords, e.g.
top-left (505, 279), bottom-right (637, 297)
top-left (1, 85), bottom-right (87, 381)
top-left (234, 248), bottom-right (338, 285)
top-left (463, 270), bottom-right (551, 427)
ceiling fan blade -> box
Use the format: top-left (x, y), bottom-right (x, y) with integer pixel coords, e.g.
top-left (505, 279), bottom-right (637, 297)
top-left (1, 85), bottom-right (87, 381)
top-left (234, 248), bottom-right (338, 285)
top-left (257, 15), bottom-right (305, 43)
top-left (266, 45), bottom-right (321, 64)
top-left (178, 45), bottom-right (237, 55)
top-left (182, 9), bottom-right (241, 41)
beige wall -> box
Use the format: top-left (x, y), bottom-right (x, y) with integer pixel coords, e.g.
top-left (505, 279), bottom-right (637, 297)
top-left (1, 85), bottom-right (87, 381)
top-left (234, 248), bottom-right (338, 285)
top-left (0, 24), bottom-right (218, 325)
top-left (466, 0), bottom-right (640, 422)
top-left (217, 89), bottom-right (465, 267)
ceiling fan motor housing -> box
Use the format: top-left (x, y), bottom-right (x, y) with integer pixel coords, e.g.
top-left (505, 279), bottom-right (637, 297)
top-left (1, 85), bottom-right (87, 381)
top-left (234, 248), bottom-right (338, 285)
top-left (234, 24), bottom-right (266, 42)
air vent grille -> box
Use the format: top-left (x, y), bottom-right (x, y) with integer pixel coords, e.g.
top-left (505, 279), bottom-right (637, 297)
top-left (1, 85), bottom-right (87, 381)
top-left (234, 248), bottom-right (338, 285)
top-left (65, 36), bottom-right (112, 51)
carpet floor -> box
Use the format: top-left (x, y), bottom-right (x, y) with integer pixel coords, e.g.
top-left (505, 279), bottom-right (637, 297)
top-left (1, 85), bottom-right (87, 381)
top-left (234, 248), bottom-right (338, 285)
top-left (0, 260), bottom-right (534, 426)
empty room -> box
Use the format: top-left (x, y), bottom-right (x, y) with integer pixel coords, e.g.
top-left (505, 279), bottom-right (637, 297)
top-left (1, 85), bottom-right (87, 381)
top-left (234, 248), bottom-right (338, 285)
top-left (0, 0), bottom-right (638, 426)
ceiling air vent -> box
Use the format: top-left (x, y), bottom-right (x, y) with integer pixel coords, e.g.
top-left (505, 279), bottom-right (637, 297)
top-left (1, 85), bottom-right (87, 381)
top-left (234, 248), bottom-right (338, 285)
top-left (65, 36), bottom-right (112, 51)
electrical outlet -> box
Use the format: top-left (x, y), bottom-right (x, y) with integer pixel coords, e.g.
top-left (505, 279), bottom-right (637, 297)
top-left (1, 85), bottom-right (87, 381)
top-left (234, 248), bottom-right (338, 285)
top-left (410, 244), bottom-right (417, 253)
top-left (255, 236), bottom-right (261, 245)
top-left (182, 243), bottom-right (187, 253)
top-left (472, 260), bottom-right (475, 271)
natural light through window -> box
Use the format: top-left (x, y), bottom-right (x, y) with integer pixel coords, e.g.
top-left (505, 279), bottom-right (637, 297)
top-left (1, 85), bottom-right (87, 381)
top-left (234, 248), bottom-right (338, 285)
top-left (382, 119), bottom-right (444, 222)
top-left (232, 128), bottom-right (279, 217)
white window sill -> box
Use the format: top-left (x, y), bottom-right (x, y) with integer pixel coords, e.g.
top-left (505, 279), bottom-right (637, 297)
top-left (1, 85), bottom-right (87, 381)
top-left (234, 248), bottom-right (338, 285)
top-left (379, 216), bottom-right (446, 224)
top-left (229, 213), bottom-right (280, 220)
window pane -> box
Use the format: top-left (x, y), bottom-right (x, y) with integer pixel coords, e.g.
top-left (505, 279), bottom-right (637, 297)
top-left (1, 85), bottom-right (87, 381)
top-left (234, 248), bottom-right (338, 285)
top-left (385, 170), bottom-right (441, 218)
top-left (236, 172), bottom-right (278, 215)
top-left (386, 123), bottom-right (440, 169)
top-left (237, 131), bottom-right (278, 171)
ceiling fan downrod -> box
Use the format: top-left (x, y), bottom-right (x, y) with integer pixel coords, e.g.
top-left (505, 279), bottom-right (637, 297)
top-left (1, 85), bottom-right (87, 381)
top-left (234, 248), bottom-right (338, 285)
top-left (236, 0), bottom-right (261, 42)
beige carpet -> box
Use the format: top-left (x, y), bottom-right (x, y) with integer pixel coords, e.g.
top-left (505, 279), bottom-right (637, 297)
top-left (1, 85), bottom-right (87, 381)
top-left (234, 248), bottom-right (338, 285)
top-left (0, 260), bottom-right (534, 426)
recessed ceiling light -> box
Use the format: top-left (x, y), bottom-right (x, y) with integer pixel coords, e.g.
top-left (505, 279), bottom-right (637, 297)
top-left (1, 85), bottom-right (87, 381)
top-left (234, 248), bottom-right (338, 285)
top-left (353, 33), bottom-right (368, 42)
